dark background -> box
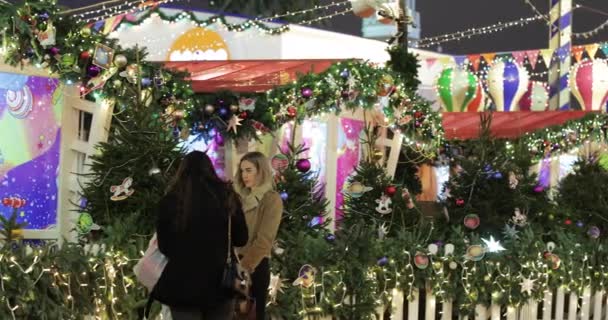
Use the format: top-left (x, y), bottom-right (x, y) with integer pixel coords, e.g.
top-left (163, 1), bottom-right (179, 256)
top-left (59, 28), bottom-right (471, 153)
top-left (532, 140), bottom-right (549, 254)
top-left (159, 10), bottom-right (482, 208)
top-left (52, 0), bottom-right (608, 54)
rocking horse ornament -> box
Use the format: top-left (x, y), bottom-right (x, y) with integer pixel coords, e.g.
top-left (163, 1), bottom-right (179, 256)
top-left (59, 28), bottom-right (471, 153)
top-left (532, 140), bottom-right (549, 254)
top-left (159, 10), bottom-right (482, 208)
top-left (110, 177), bottom-right (135, 201)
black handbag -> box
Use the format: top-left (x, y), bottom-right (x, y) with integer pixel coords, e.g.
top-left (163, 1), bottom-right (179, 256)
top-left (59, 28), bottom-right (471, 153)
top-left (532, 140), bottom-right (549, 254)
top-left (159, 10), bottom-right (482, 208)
top-left (221, 214), bottom-right (249, 297)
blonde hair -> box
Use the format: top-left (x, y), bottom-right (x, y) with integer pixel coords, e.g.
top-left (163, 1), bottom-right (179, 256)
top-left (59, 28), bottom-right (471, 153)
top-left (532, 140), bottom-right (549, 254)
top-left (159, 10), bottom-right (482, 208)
top-left (235, 151), bottom-right (273, 191)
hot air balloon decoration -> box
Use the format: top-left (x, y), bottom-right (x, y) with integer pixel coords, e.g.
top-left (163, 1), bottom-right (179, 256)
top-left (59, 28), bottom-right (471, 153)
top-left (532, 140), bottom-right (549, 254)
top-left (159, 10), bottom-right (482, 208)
top-left (466, 81), bottom-right (487, 112)
top-left (436, 67), bottom-right (479, 112)
top-left (570, 59), bottom-right (608, 112)
top-left (487, 60), bottom-right (529, 112)
top-left (519, 81), bottom-right (549, 111)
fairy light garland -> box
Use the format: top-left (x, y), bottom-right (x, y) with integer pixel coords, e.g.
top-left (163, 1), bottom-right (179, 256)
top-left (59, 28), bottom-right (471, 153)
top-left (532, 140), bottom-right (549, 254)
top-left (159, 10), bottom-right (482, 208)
top-left (415, 15), bottom-right (545, 48)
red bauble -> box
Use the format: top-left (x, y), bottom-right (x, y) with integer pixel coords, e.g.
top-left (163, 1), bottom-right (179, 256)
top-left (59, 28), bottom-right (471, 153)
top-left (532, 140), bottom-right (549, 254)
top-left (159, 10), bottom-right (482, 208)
top-left (239, 111), bottom-right (248, 119)
top-left (287, 106), bottom-right (297, 118)
top-left (385, 186), bottom-right (397, 197)
top-left (564, 219), bottom-right (572, 225)
top-left (80, 51), bottom-right (91, 60)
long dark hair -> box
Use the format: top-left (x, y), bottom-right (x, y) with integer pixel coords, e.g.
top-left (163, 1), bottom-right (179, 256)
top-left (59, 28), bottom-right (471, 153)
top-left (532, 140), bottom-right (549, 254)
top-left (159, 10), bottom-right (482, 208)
top-left (166, 151), bottom-right (241, 230)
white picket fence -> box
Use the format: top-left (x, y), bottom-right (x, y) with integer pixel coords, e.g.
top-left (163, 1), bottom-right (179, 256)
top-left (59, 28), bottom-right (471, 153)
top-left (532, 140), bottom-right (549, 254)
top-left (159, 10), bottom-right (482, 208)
top-left (378, 287), bottom-right (608, 320)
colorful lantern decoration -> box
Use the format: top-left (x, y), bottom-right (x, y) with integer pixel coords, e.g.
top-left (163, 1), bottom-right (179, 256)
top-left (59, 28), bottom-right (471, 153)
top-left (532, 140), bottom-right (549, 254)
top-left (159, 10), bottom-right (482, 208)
top-left (519, 81), bottom-right (549, 111)
top-left (487, 60), bottom-right (529, 112)
top-left (570, 59), bottom-right (608, 112)
top-left (436, 67), bottom-right (479, 112)
top-left (465, 81), bottom-right (486, 112)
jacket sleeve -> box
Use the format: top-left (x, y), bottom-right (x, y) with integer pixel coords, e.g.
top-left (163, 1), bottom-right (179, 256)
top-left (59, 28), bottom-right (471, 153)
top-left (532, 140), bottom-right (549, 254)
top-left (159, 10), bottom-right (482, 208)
top-left (231, 206), bottom-right (248, 247)
top-left (156, 196), bottom-right (176, 258)
top-left (240, 192), bottom-right (283, 271)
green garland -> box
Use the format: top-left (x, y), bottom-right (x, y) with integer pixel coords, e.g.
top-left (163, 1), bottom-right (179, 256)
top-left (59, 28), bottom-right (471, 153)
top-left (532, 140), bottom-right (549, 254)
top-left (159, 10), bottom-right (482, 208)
top-left (513, 113), bottom-right (608, 161)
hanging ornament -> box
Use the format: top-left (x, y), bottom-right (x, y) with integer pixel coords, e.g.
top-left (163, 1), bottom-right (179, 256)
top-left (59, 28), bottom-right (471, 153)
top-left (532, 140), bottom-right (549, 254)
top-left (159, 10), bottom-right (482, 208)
top-left (226, 115), bottom-right (243, 134)
top-left (296, 159), bottom-right (311, 173)
top-left (80, 51), bottom-right (91, 60)
top-left (444, 243), bottom-right (455, 256)
top-left (49, 47), bottom-right (60, 56)
top-left (301, 87), bottom-right (313, 99)
top-left (375, 193), bottom-right (393, 215)
top-left (268, 273), bottom-right (285, 304)
top-left (342, 182), bottom-right (373, 198)
top-left (543, 251), bottom-right (561, 270)
top-left (92, 43), bottom-right (114, 69)
top-left (109, 177), bottom-right (135, 201)
top-left (520, 277), bottom-right (536, 295)
top-left (402, 188), bottom-right (414, 209)
top-left (384, 185), bottom-right (397, 197)
top-left (465, 245), bottom-right (485, 261)
top-left (414, 252), bottom-right (429, 269)
top-left (510, 208), bottom-right (528, 227)
top-left (286, 106), bottom-right (297, 118)
top-left (487, 60), bottom-right (529, 111)
top-left (588, 226), bottom-right (601, 239)
top-left (503, 224), bottom-right (520, 239)
top-left (280, 192), bottom-right (288, 201)
top-left (455, 198), bottom-right (465, 206)
top-left (377, 256), bottom-right (389, 266)
top-left (36, 21), bottom-right (56, 47)
top-left (378, 223), bottom-right (388, 240)
top-left (463, 214), bottom-right (480, 230)
top-left (292, 265), bottom-right (316, 288)
top-left (427, 244), bottom-right (439, 255)
top-left (114, 54), bottom-right (128, 68)
top-left (340, 68), bottom-right (350, 78)
top-left (76, 212), bottom-right (101, 234)
top-left (230, 104), bottom-right (239, 113)
top-left (238, 97), bottom-right (256, 112)
top-left (141, 77), bottom-right (152, 87)
top-left (204, 104), bottom-right (215, 114)
top-left (271, 154), bottom-right (289, 172)
top-left (80, 27), bottom-right (92, 37)
top-left (508, 171), bottom-right (519, 189)
top-left (148, 166), bottom-right (161, 176)
top-left (119, 64), bottom-right (139, 83)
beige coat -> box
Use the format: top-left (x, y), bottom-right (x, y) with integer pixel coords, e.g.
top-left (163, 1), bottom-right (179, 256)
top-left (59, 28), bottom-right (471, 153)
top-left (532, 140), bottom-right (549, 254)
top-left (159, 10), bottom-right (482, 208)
top-left (237, 191), bottom-right (283, 271)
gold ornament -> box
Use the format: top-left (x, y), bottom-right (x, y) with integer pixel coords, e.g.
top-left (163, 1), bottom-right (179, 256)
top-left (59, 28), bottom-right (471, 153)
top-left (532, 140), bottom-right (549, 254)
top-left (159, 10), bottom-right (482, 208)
top-left (230, 104), bottom-right (239, 113)
top-left (80, 27), bottom-right (92, 38)
top-left (204, 104), bottom-right (215, 114)
top-left (113, 79), bottom-right (122, 88)
top-left (114, 54), bottom-right (128, 68)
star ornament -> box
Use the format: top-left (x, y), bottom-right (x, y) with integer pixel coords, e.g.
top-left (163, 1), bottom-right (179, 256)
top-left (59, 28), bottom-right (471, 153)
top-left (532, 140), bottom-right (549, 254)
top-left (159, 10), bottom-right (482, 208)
top-left (520, 277), bottom-right (536, 295)
top-left (482, 236), bottom-right (506, 253)
top-left (227, 115), bottom-right (243, 134)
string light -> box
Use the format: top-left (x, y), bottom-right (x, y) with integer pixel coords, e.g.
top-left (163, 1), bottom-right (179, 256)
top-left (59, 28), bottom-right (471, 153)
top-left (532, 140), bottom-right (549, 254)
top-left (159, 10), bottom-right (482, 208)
top-left (77, 0), bottom-right (176, 23)
top-left (415, 15), bottom-right (546, 48)
top-left (523, 0), bottom-right (552, 24)
top-left (573, 19), bottom-right (608, 39)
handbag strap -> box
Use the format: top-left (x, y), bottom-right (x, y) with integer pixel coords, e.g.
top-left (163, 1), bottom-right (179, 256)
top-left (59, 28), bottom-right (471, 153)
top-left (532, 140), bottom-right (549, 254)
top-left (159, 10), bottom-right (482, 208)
top-left (226, 213), bottom-right (232, 264)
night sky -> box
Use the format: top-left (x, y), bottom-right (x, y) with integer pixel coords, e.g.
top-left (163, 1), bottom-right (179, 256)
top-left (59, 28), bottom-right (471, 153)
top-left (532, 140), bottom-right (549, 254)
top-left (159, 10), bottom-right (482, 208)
top-left (55, 0), bottom-right (608, 55)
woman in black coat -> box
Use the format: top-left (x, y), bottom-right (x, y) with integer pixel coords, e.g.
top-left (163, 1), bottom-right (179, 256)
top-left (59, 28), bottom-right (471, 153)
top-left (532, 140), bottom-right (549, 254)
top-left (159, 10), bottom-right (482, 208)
top-left (154, 151), bottom-right (248, 320)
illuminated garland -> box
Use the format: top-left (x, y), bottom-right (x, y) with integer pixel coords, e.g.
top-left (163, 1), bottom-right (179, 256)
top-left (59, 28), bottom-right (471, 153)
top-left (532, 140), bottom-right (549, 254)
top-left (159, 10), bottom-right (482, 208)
top-left (510, 113), bottom-right (608, 160)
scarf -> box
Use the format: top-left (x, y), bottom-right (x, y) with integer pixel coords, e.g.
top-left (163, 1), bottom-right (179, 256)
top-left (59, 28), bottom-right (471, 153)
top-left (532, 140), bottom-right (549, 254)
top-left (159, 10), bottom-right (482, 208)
top-left (239, 183), bottom-right (273, 212)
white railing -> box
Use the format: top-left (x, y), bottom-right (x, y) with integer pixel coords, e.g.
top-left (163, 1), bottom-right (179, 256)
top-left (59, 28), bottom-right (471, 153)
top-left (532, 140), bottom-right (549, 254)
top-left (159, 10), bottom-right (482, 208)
top-left (381, 287), bottom-right (607, 320)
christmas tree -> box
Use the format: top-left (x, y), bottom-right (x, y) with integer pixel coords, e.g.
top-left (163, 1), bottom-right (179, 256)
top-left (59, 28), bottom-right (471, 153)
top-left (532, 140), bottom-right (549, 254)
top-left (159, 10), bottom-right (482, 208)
top-left (555, 153), bottom-right (608, 236)
top-left (441, 113), bottom-right (552, 236)
top-left (268, 139), bottom-right (333, 318)
top-left (326, 124), bottom-right (427, 319)
top-left (80, 48), bottom-right (194, 237)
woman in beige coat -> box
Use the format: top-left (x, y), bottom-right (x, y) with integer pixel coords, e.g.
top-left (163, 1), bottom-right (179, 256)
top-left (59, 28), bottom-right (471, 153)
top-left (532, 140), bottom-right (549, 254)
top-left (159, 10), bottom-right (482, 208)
top-left (235, 151), bottom-right (283, 319)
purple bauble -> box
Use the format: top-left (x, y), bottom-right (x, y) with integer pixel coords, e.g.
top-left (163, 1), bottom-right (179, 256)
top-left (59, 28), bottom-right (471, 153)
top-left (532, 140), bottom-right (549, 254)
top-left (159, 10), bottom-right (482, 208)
top-left (214, 133), bottom-right (224, 146)
top-left (141, 77), bottom-right (152, 87)
top-left (280, 192), bottom-right (289, 201)
top-left (218, 107), bottom-right (229, 118)
top-left (339, 68), bottom-right (350, 79)
top-left (296, 159), bottom-right (311, 173)
top-left (576, 221), bottom-right (584, 228)
top-left (38, 12), bottom-right (50, 21)
top-left (301, 87), bottom-right (313, 99)
top-left (325, 234), bottom-right (336, 242)
top-left (49, 47), bottom-right (60, 56)
top-left (87, 65), bottom-right (101, 78)
top-left (588, 226), bottom-right (601, 239)
top-left (377, 256), bottom-right (388, 267)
